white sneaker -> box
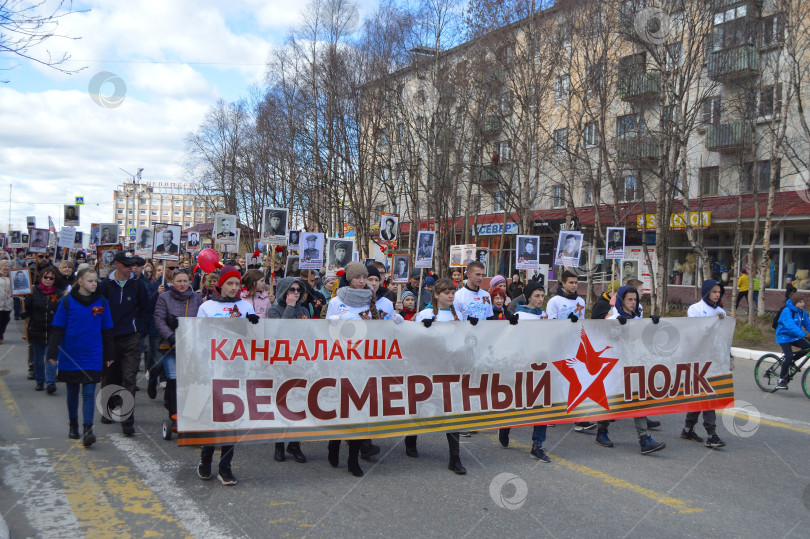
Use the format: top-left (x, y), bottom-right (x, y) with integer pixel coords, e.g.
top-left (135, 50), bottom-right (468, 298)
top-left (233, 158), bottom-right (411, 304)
top-left (159, 381), bottom-right (167, 389)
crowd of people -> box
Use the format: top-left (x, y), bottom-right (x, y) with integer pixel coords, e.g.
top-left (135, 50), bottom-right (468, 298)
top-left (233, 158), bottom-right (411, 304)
top-left (6, 242), bottom-right (806, 489)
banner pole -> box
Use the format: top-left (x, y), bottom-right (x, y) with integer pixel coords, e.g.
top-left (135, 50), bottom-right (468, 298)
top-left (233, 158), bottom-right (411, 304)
top-left (416, 269), bottom-right (423, 310)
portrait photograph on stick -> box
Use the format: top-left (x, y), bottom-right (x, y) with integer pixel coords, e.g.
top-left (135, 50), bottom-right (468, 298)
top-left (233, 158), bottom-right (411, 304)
top-left (98, 223), bottom-right (118, 246)
top-left (606, 227), bottom-right (626, 260)
top-left (152, 223), bottom-right (181, 261)
top-left (64, 204), bottom-right (80, 226)
top-left (379, 214), bottom-right (399, 243)
top-left (214, 213), bottom-right (238, 246)
top-left (391, 255), bottom-right (411, 283)
top-left (134, 227), bottom-right (154, 258)
top-left (96, 244), bottom-right (121, 279)
top-left (11, 268), bottom-right (32, 296)
top-left (261, 207), bottom-right (288, 243)
top-left (414, 231), bottom-right (435, 269)
top-left (516, 235), bottom-right (540, 270)
top-left (326, 237), bottom-right (353, 276)
top-left (27, 228), bottom-right (49, 253)
top-left (299, 233), bottom-right (324, 269)
top-left (553, 231), bottom-right (583, 267)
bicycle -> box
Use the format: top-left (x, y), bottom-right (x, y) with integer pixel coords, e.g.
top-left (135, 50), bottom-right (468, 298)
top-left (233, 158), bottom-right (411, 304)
top-left (754, 348), bottom-right (810, 399)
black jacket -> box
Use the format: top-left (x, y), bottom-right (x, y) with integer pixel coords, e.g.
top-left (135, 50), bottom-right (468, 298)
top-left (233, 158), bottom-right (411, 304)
top-left (591, 293), bottom-right (612, 320)
top-left (98, 271), bottom-right (150, 337)
top-left (24, 286), bottom-right (66, 343)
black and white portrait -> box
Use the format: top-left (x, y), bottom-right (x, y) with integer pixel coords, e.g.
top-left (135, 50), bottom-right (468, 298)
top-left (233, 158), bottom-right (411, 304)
top-left (10, 268), bottom-right (32, 296)
top-left (299, 233), bottom-right (324, 269)
top-left (97, 245), bottom-right (120, 279)
top-left (392, 255), bottom-right (410, 283)
top-left (64, 204), bottom-right (80, 226)
top-left (73, 231), bottom-right (84, 249)
top-left (285, 255), bottom-right (300, 276)
top-left (415, 231), bottom-right (435, 268)
top-left (214, 213), bottom-right (237, 242)
top-left (380, 214), bottom-right (399, 242)
top-left (326, 238), bottom-right (353, 275)
top-left (516, 235), bottom-right (540, 269)
top-left (187, 231), bottom-right (200, 248)
top-left (134, 227), bottom-right (154, 257)
top-left (26, 216), bottom-right (35, 229)
top-left (99, 224), bottom-right (118, 246)
top-left (449, 244), bottom-right (464, 267)
top-left (28, 228), bottom-right (49, 253)
top-left (288, 230), bottom-right (301, 251)
top-left (476, 248), bottom-right (488, 270)
top-left (553, 231), bottom-right (583, 267)
top-left (622, 260), bottom-right (640, 283)
top-left (261, 207), bottom-right (288, 241)
top-left (606, 227), bottom-right (626, 260)
top-left (152, 223), bottom-right (181, 260)
top-left (9, 231), bottom-right (22, 247)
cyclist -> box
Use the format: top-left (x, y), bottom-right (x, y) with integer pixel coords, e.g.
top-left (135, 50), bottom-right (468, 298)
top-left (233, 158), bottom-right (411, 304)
top-left (775, 292), bottom-right (810, 390)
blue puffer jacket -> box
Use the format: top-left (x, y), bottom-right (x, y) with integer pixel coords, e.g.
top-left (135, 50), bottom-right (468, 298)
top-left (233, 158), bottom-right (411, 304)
top-left (776, 299), bottom-right (810, 344)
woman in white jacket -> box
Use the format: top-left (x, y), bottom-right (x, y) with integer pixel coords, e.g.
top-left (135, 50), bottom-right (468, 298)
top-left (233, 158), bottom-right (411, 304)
top-left (0, 260), bottom-right (13, 344)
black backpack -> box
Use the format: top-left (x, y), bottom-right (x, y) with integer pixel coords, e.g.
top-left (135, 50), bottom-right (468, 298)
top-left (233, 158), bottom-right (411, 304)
top-left (772, 307), bottom-right (784, 330)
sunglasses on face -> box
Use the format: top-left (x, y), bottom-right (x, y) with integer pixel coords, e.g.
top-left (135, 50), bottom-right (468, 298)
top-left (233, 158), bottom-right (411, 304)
top-left (167, 266), bottom-right (178, 270)
top-left (42, 275), bottom-right (55, 280)
top-left (288, 287), bottom-right (302, 293)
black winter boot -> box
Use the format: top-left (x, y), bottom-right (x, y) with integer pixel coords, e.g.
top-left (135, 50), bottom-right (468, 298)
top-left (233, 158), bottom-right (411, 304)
top-left (69, 418), bottom-right (80, 439)
top-left (83, 424), bottom-right (96, 447)
top-left (327, 440), bottom-right (340, 468)
top-left (347, 440), bottom-right (364, 477)
top-left (166, 380), bottom-right (177, 417)
top-left (274, 442), bottom-right (286, 462)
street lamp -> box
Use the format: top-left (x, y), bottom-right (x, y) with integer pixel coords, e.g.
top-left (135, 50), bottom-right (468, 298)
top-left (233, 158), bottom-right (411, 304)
top-left (119, 167), bottom-right (144, 243)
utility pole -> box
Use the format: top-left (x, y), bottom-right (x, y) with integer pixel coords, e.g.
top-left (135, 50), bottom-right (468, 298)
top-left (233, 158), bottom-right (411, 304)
top-left (7, 185), bottom-right (11, 233)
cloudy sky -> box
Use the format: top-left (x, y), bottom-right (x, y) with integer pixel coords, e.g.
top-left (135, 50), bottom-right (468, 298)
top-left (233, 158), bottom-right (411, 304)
top-left (0, 0), bottom-right (372, 236)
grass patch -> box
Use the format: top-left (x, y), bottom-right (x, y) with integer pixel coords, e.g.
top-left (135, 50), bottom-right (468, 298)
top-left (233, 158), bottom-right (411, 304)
top-left (734, 322), bottom-right (766, 346)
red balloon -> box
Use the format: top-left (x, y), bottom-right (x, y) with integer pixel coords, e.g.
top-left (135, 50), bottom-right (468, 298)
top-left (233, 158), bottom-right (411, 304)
top-left (197, 248), bottom-right (221, 273)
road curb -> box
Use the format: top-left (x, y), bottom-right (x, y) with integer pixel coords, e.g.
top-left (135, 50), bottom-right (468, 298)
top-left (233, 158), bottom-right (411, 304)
top-left (731, 346), bottom-right (778, 362)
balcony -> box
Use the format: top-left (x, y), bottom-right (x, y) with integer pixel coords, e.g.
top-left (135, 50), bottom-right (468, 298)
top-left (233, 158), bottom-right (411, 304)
top-left (618, 72), bottom-right (660, 102)
top-left (712, 0), bottom-right (761, 11)
top-left (705, 121), bottom-right (754, 152)
top-left (616, 135), bottom-right (660, 163)
top-left (708, 45), bottom-right (758, 82)
top-left (478, 164), bottom-right (501, 193)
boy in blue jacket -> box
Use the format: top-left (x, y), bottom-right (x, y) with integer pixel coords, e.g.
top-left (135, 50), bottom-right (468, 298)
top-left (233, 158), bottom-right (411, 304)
top-left (775, 293), bottom-right (810, 390)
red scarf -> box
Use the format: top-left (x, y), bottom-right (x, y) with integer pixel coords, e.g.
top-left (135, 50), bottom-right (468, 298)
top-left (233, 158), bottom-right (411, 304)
top-left (40, 283), bottom-right (55, 294)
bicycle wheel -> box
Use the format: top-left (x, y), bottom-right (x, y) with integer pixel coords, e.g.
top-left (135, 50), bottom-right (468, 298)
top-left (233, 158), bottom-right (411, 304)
top-left (754, 353), bottom-right (783, 392)
top-left (802, 367), bottom-right (810, 400)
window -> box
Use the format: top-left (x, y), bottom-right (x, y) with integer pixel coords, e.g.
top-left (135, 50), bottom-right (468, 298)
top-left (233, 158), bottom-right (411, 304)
top-left (127, 209), bottom-right (133, 215)
top-left (552, 184), bottom-right (565, 208)
top-left (760, 15), bottom-right (784, 48)
top-left (699, 167), bottom-right (719, 196)
top-left (152, 199), bottom-right (159, 205)
top-left (620, 176), bottom-right (638, 202)
top-left (583, 181), bottom-right (593, 205)
top-left (174, 211), bottom-right (180, 216)
top-left (197, 201), bottom-right (204, 208)
top-left (493, 192), bottom-right (507, 212)
top-left (586, 62), bottom-right (604, 95)
top-left (583, 121), bottom-right (599, 147)
top-left (553, 128), bottom-right (568, 152)
top-left (139, 220), bottom-right (146, 226)
top-left (185, 200), bottom-right (193, 206)
top-left (662, 105), bottom-right (679, 127)
top-left (185, 211), bottom-right (191, 217)
top-left (174, 200), bottom-right (181, 206)
top-left (616, 114), bottom-right (643, 139)
top-left (712, 5), bottom-right (752, 51)
top-left (163, 210), bottom-right (169, 216)
top-left (665, 42), bottom-right (683, 70)
top-left (185, 222), bottom-right (191, 227)
top-left (163, 198), bottom-right (170, 204)
top-left (196, 211), bottom-right (202, 218)
top-left (499, 91), bottom-right (513, 115)
top-left (139, 209), bottom-right (146, 215)
top-left (618, 53), bottom-right (645, 78)
top-left (496, 140), bottom-right (511, 161)
top-left (117, 198), bottom-right (124, 204)
top-left (702, 96), bottom-right (721, 125)
top-left (117, 209), bottom-right (123, 214)
top-left (151, 210), bottom-right (157, 216)
top-left (744, 159), bottom-right (780, 193)
top-left (139, 198), bottom-right (147, 205)
top-left (759, 84), bottom-right (782, 117)
top-left (471, 194), bottom-right (481, 214)
top-left (554, 75), bottom-right (570, 102)
top-left (117, 219), bottom-right (123, 225)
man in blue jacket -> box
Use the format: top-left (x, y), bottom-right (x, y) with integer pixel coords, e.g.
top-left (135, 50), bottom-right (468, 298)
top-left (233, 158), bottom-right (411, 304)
top-left (775, 293), bottom-right (810, 390)
top-left (98, 251), bottom-right (150, 435)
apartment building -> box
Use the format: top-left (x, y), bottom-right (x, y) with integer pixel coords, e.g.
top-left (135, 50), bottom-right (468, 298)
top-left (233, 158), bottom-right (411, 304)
top-left (112, 181), bottom-right (225, 240)
top-left (373, 0), bottom-right (810, 302)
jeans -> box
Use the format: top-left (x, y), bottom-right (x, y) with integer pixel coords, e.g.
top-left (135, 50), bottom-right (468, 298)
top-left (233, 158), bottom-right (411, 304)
top-left (779, 338), bottom-right (810, 379)
top-left (201, 445), bottom-right (235, 470)
top-left (147, 335), bottom-right (164, 382)
top-left (66, 383), bottom-right (96, 424)
top-left (532, 425), bottom-right (547, 448)
top-left (32, 342), bottom-right (56, 385)
top-left (162, 351), bottom-right (176, 380)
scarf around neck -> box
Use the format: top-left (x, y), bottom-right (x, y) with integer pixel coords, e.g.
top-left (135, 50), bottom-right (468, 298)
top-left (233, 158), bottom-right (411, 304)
top-left (336, 286), bottom-right (373, 307)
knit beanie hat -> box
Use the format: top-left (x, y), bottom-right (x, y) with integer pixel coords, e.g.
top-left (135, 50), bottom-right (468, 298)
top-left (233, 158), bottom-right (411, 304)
top-left (606, 280), bottom-right (621, 294)
top-left (523, 280), bottom-right (545, 301)
top-left (344, 261), bottom-right (368, 283)
top-left (489, 275), bottom-right (506, 289)
top-left (367, 264), bottom-right (381, 280)
top-left (424, 276), bottom-right (435, 286)
top-left (401, 290), bottom-right (415, 301)
top-left (217, 265), bottom-right (242, 289)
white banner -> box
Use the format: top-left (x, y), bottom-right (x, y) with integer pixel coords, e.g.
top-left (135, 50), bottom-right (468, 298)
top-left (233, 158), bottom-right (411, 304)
top-left (176, 317), bottom-right (735, 446)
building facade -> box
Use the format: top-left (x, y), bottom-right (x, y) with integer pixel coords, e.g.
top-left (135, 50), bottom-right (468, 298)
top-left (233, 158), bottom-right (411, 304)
top-left (112, 181), bottom-right (225, 241)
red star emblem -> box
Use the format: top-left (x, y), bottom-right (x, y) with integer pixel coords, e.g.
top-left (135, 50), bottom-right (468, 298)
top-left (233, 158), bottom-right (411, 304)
top-left (552, 327), bottom-right (619, 413)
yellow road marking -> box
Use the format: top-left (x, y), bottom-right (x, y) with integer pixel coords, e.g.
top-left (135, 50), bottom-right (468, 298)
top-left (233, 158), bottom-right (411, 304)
top-left (52, 439), bottom-right (191, 538)
top-left (481, 433), bottom-right (703, 514)
top-left (0, 376), bottom-right (31, 436)
top-left (718, 409), bottom-right (810, 435)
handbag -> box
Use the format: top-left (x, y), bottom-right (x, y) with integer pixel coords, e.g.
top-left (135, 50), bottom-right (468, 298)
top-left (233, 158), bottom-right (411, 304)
top-left (159, 298), bottom-right (188, 351)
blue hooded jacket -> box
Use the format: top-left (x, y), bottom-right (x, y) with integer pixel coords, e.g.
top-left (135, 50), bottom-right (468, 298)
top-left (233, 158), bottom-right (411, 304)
top-left (613, 286), bottom-right (642, 319)
top-left (776, 299), bottom-right (810, 344)
top-left (701, 279), bottom-right (722, 308)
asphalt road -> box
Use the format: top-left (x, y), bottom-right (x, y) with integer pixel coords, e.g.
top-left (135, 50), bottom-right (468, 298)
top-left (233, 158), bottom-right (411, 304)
top-left (1, 318), bottom-right (808, 538)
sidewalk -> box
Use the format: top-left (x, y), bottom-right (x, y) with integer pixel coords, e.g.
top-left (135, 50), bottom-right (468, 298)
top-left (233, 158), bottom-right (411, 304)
top-left (731, 346), bottom-right (779, 361)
